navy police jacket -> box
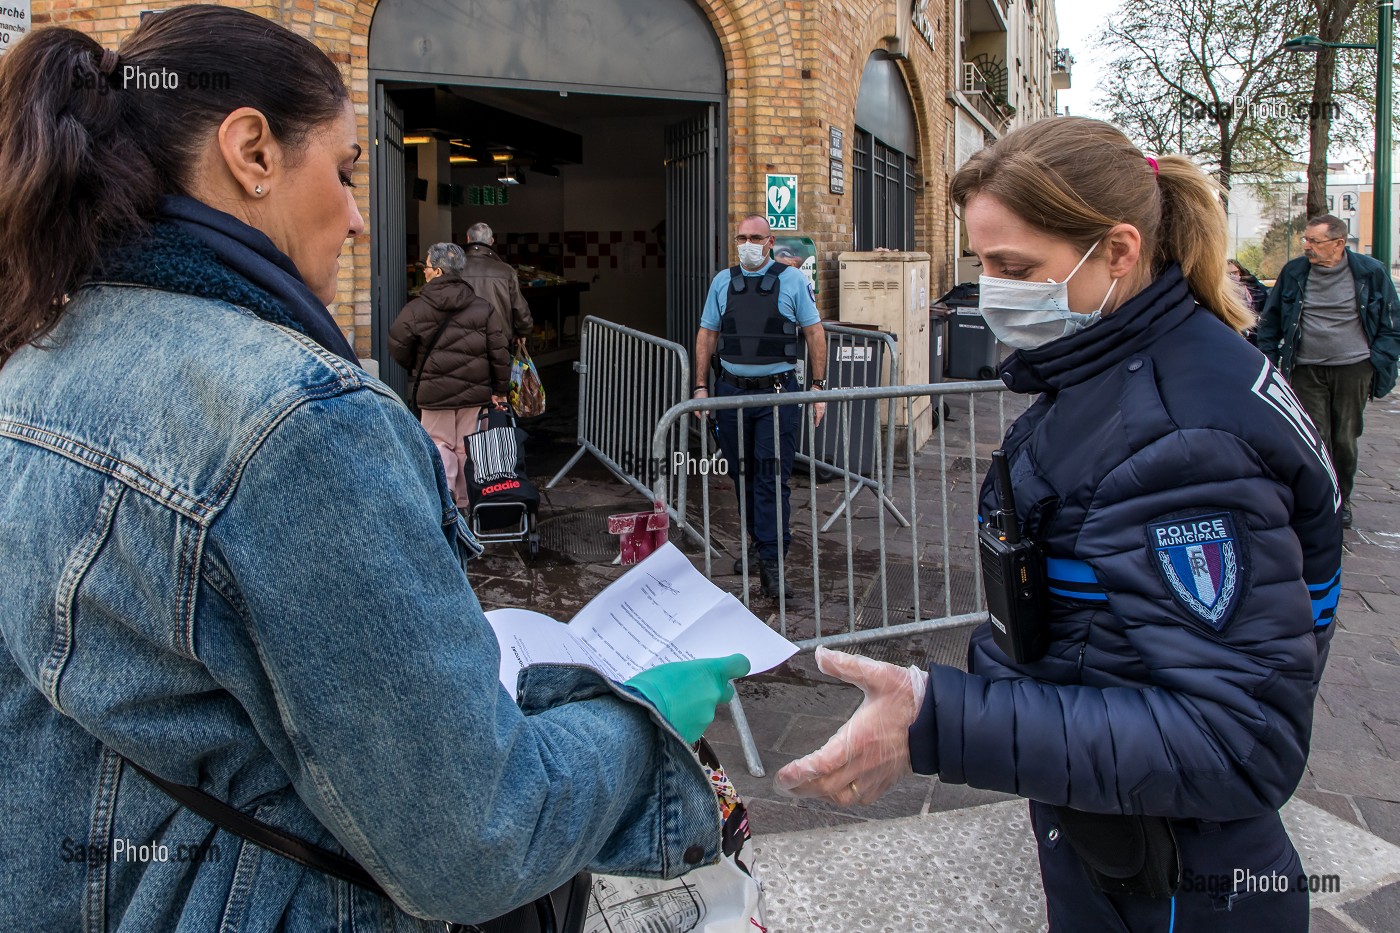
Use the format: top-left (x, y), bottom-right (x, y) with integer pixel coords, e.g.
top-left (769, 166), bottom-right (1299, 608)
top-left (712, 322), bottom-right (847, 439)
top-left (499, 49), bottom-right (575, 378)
top-left (908, 264), bottom-right (1343, 822)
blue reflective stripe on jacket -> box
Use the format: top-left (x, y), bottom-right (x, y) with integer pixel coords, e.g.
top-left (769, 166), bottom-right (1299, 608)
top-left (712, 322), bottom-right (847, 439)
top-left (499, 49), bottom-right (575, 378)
top-left (909, 264), bottom-right (1344, 822)
top-left (1045, 557), bottom-right (1109, 602)
top-left (1309, 569), bottom-right (1342, 627)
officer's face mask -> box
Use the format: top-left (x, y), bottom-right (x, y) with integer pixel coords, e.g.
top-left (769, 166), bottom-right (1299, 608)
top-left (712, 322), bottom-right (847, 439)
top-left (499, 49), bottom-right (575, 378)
top-left (737, 240), bottom-right (768, 270)
top-left (978, 239), bottom-right (1117, 350)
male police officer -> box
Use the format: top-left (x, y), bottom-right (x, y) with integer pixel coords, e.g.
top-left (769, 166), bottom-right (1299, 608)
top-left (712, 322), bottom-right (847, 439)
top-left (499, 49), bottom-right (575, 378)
top-left (693, 215), bottom-right (827, 599)
top-left (1257, 214), bottom-right (1400, 528)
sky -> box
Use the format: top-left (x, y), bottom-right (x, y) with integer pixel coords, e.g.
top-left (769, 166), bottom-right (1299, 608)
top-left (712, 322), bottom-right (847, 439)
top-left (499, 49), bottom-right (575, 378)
top-left (1052, 0), bottom-right (1121, 120)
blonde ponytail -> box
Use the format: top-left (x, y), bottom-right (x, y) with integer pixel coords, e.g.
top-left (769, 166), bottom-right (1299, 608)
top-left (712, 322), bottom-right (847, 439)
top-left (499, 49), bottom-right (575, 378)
top-left (1151, 155), bottom-right (1253, 333)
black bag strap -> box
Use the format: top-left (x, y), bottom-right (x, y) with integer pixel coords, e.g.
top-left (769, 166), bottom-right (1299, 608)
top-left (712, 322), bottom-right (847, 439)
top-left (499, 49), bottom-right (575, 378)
top-left (126, 759), bottom-right (565, 932)
top-left (124, 759), bottom-right (386, 895)
top-left (412, 311), bottom-right (458, 410)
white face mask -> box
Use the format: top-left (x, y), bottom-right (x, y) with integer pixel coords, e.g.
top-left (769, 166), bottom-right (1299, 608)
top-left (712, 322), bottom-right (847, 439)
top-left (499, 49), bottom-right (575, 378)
top-left (737, 241), bottom-right (767, 270)
top-left (978, 240), bottom-right (1117, 350)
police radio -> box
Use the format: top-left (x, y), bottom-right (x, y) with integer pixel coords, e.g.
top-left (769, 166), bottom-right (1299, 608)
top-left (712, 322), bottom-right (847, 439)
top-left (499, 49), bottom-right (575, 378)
top-left (978, 449), bottom-right (1051, 664)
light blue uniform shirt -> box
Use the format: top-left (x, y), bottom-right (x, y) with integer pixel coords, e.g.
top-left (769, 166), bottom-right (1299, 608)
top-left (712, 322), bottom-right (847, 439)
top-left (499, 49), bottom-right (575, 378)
top-left (699, 259), bottom-right (820, 376)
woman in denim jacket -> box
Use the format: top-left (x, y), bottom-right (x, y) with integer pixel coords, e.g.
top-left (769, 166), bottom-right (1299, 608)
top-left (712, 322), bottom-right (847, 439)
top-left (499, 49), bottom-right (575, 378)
top-left (0, 7), bottom-right (741, 930)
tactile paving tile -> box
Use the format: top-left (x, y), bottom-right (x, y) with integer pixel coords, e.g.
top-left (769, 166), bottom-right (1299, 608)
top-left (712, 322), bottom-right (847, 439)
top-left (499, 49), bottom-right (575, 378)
top-left (750, 799), bottom-right (1400, 932)
top-left (751, 801), bottom-right (1046, 932)
top-left (1283, 800), bottom-right (1400, 909)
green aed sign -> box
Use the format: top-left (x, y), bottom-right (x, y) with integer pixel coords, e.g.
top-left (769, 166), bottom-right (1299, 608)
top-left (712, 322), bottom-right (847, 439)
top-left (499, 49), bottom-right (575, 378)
top-left (765, 174), bottom-right (797, 231)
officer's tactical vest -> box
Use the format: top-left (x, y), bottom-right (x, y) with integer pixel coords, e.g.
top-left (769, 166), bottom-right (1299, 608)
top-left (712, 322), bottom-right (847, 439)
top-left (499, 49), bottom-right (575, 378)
top-left (717, 264), bottom-right (799, 365)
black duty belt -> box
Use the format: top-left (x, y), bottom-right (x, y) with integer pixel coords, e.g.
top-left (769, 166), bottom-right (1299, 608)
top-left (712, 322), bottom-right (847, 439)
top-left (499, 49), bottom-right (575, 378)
top-left (719, 370), bottom-right (794, 390)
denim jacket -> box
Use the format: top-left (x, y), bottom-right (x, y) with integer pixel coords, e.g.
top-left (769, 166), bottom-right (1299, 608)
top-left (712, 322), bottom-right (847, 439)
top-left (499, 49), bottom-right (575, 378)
top-left (0, 284), bottom-right (721, 931)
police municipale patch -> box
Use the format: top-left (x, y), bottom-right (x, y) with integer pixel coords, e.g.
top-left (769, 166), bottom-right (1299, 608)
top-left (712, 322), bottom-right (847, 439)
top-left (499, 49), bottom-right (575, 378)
top-left (1148, 513), bottom-right (1242, 631)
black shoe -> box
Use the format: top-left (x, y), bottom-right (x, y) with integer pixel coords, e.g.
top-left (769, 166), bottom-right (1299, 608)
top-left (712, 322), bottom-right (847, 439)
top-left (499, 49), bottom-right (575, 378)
top-left (759, 560), bottom-right (794, 599)
top-left (732, 543), bottom-right (760, 575)
top-left (1341, 508), bottom-right (1353, 529)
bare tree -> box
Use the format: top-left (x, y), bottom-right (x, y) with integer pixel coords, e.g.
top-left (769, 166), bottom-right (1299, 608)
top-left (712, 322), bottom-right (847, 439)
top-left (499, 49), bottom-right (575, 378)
top-left (1303, 0), bottom-right (1362, 216)
top-left (1300, 0), bottom-right (1396, 217)
top-left (1097, 0), bottom-right (1318, 211)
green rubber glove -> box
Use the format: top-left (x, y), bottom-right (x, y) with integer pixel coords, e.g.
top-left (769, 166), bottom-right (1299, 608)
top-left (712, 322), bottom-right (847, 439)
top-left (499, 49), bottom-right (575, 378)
top-left (624, 654), bottom-right (752, 744)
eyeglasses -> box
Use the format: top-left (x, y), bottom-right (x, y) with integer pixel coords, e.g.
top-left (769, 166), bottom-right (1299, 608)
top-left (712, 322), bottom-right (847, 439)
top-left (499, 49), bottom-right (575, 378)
top-left (733, 234), bottom-right (771, 244)
top-left (1299, 236), bottom-right (1342, 246)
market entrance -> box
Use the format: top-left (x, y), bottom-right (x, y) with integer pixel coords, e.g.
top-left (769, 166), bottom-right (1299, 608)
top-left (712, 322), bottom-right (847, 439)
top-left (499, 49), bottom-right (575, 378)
top-left (367, 0), bottom-right (726, 414)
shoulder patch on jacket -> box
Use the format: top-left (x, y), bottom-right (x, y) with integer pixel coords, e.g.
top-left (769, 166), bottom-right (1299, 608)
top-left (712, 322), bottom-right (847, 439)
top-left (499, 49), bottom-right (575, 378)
top-left (1147, 512), bottom-right (1245, 631)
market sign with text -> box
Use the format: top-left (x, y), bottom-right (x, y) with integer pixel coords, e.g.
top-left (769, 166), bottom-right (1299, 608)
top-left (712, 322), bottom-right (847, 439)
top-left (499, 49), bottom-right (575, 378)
top-left (0, 1), bottom-right (29, 55)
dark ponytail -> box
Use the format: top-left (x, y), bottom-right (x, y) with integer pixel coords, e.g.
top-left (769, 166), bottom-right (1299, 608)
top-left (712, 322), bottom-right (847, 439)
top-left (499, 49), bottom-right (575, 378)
top-left (0, 28), bottom-right (154, 361)
top-left (0, 5), bottom-right (349, 364)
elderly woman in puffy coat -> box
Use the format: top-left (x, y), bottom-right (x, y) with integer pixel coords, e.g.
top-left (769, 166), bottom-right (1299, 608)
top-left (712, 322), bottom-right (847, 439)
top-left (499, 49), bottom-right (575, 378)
top-left (390, 241), bottom-right (510, 508)
top-left (777, 117), bottom-right (1341, 933)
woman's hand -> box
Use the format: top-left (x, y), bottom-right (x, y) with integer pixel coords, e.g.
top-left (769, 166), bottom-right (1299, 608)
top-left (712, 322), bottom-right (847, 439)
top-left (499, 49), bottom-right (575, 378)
top-left (624, 654), bottom-right (751, 744)
top-left (774, 647), bottom-right (927, 806)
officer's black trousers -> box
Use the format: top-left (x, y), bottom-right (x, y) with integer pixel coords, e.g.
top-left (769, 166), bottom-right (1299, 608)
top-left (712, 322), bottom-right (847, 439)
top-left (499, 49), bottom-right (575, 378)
top-left (1030, 800), bottom-right (1308, 932)
top-left (713, 372), bottom-right (799, 562)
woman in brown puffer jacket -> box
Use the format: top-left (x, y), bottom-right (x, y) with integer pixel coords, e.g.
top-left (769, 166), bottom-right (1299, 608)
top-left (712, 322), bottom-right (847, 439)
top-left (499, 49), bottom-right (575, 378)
top-left (389, 242), bottom-right (511, 508)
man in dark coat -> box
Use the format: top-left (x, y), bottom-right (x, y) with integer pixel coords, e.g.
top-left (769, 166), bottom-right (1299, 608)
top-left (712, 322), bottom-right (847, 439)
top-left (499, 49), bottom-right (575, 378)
top-left (389, 242), bottom-right (510, 508)
top-left (1256, 214), bottom-right (1400, 528)
top-left (462, 222), bottom-right (534, 348)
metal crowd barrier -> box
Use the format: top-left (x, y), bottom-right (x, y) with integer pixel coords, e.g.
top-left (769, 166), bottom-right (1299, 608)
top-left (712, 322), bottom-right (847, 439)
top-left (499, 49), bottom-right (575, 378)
top-left (796, 324), bottom-right (907, 532)
top-left (547, 316), bottom-right (691, 505)
top-left (549, 319), bottom-right (905, 555)
top-left (649, 380), bottom-right (1020, 776)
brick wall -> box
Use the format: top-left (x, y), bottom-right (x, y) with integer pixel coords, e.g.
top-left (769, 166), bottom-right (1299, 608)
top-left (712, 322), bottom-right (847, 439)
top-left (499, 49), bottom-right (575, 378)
top-left (31, 0), bottom-right (955, 349)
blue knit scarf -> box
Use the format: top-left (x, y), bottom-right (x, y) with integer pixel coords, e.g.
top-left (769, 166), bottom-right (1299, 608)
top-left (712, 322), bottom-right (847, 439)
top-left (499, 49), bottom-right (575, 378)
top-left (93, 196), bottom-right (359, 364)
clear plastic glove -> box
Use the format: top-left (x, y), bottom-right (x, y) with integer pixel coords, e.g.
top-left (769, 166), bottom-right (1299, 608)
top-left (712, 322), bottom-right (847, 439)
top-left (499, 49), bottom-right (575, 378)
top-left (773, 646), bottom-right (928, 806)
top-left (624, 654), bottom-right (751, 744)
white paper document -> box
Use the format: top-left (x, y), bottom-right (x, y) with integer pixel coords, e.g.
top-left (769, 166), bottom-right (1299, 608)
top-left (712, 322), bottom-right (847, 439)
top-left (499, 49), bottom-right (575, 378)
top-left (486, 542), bottom-right (798, 693)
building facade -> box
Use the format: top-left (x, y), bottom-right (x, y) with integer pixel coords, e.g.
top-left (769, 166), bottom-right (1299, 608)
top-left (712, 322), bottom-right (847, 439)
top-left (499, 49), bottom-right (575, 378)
top-left (30, 0), bottom-right (1068, 391)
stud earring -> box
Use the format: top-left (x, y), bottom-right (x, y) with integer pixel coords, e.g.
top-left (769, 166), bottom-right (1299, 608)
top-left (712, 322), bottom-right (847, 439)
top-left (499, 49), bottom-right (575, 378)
top-left (254, 185), bottom-right (264, 196)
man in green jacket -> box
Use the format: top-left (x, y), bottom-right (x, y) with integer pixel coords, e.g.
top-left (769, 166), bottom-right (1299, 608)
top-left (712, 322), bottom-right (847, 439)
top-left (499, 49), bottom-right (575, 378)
top-left (1257, 214), bottom-right (1400, 528)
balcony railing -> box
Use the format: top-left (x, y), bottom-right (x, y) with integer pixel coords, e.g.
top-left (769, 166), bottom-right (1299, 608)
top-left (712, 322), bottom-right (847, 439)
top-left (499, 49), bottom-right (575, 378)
top-left (962, 63), bottom-right (1014, 128)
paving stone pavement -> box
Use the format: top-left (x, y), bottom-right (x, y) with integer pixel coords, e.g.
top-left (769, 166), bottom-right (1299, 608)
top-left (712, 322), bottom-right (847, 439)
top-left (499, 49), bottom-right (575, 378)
top-left (752, 798), bottom-right (1400, 932)
top-left (471, 388), bottom-right (1400, 931)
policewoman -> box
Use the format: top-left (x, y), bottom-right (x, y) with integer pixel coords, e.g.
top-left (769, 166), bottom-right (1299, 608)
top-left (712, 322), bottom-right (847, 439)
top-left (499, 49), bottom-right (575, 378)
top-left (693, 213), bottom-right (827, 599)
top-left (775, 116), bottom-right (1341, 932)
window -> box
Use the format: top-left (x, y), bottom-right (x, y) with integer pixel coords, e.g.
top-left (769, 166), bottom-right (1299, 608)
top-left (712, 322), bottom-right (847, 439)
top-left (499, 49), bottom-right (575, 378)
top-left (853, 128), bottom-right (917, 251)
top-left (1327, 195), bottom-right (1335, 211)
top-left (1343, 194), bottom-right (1355, 211)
